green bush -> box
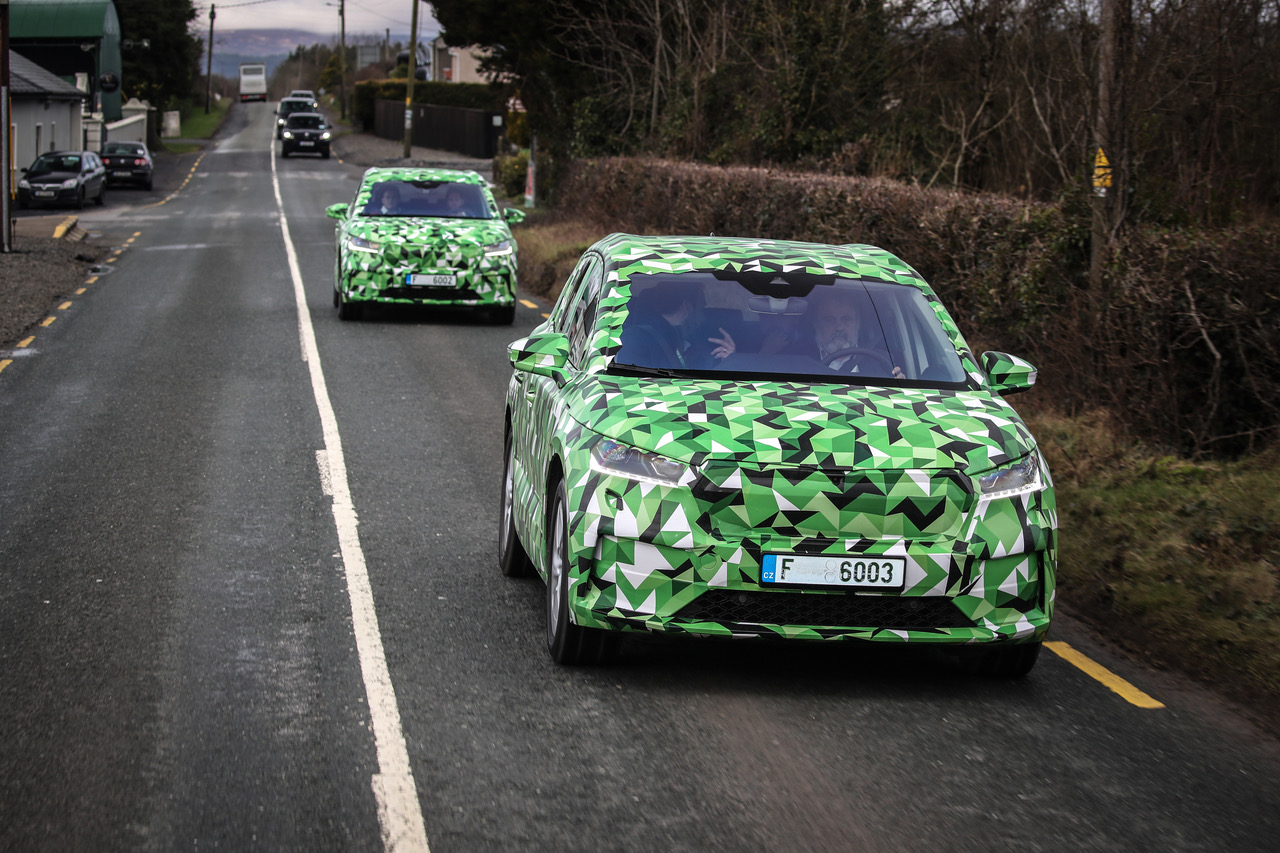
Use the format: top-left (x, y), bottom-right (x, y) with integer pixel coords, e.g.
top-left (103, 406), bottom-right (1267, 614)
top-left (558, 157), bottom-right (1280, 455)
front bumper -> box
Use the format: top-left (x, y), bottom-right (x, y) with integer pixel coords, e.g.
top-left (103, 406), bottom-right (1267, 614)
top-left (558, 461), bottom-right (1056, 646)
top-left (339, 254), bottom-right (518, 308)
top-left (19, 186), bottom-right (81, 206)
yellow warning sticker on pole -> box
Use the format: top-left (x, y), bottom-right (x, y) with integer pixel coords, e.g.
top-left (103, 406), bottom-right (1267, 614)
top-left (1093, 147), bottom-right (1112, 196)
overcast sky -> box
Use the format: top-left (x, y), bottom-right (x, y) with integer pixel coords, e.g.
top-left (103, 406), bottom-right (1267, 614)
top-left (197, 0), bottom-right (439, 39)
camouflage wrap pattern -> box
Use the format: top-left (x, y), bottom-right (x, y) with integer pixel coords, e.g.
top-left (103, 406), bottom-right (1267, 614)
top-left (506, 234), bottom-right (1055, 646)
top-left (334, 167), bottom-right (517, 308)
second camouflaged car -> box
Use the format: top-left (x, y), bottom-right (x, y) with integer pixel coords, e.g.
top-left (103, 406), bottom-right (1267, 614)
top-left (501, 234), bottom-right (1056, 673)
top-left (326, 167), bottom-right (525, 323)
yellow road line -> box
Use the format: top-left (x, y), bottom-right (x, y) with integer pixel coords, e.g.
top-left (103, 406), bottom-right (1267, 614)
top-left (18, 337), bottom-right (35, 348)
top-left (1046, 641), bottom-right (1164, 709)
top-left (39, 317), bottom-right (56, 327)
top-left (541, 312), bottom-right (550, 319)
top-left (76, 288), bottom-right (86, 295)
top-left (518, 299), bottom-right (538, 309)
top-left (0, 359), bottom-right (11, 374)
top-left (58, 301), bottom-right (72, 310)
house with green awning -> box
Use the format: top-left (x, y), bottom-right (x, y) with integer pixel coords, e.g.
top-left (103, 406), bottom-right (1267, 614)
top-left (8, 0), bottom-right (123, 122)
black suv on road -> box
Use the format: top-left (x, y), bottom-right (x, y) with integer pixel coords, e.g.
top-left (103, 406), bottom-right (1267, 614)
top-left (280, 113), bottom-right (331, 158)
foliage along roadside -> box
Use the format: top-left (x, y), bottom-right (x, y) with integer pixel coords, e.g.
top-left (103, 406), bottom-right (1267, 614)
top-left (552, 156), bottom-right (1280, 458)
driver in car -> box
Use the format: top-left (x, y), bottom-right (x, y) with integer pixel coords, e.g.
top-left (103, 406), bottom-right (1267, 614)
top-left (782, 288), bottom-right (905, 378)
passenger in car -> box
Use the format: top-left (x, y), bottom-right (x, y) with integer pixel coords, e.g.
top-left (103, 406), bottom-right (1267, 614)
top-left (620, 282), bottom-right (737, 368)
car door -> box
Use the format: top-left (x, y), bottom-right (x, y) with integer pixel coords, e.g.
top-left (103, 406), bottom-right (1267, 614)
top-left (510, 253), bottom-right (601, 553)
top-left (84, 153), bottom-right (104, 197)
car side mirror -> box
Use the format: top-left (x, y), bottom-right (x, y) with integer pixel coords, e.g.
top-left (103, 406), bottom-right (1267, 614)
top-left (325, 202), bottom-right (350, 220)
top-left (981, 351), bottom-right (1037, 395)
top-left (508, 332), bottom-right (570, 383)
top-left (502, 207), bottom-right (526, 225)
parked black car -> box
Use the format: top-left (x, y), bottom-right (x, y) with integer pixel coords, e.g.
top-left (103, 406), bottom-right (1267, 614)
top-left (280, 113), bottom-right (331, 158)
top-left (275, 97), bottom-right (316, 139)
top-left (100, 141), bottom-right (154, 190)
top-left (17, 151), bottom-right (106, 209)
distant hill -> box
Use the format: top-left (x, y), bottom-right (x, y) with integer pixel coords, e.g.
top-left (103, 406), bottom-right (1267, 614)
top-left (205, 28), bottom-right (433, 79)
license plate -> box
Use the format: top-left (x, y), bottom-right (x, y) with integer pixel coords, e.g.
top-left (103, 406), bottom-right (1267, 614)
top-left (299, 141), bottom-right (314, 146)
top-left (34, 190), bottom-right (55, 197)
top-left (761, 554), bottom-right (906, 589)
top-left (406, 274), bottom-right (457, 287)
top-left (113, 170), bottom-right (131, 176)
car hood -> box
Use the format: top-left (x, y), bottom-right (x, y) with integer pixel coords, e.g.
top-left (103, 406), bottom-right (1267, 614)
top-left (25, 169), bottom-right (79, 182)
top-left (346, 216), bottom-right (509, 248)
top-left (566, 376), bottom-right (1038, 473)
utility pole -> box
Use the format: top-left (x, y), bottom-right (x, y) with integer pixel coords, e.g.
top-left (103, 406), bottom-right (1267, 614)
top-left (2, 0), bottom-right (12, 253)
top-left (338, 0), bottom-right (346, 120)
top-left (204, 4), bottom-right (215, 113)
top-left (1090, 0), bottom-right (1131, 294)
top-left (403, 0), bottom-right (418, 157)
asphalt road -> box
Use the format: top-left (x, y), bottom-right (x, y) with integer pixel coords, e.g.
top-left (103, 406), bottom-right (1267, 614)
top-left (3, 102), bottom-right (1280, 852)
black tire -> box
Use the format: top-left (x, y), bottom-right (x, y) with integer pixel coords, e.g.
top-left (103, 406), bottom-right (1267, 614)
top-left (546, 480), bottom-right (620, 664)
top-left (95, 185), bottom-right (105, 206)
top-left (489, 304), bottom-right (516, 325)
top-left (321, 148), bottom-right (331, 160)
top-left (145, 177), bottom-right (153, 192)
top-left (281, 148), bottom-right (290, 158)
top-left (333, 287), bottom-right (341, 308)
top-left (76, 188), bottom-right (85, 210)
top-left (337, 289), bottom-right (363, 321)
top-left (499, 430), bottom-right (533, 577)
top-left (967, 641), bottom-right (1042, 677)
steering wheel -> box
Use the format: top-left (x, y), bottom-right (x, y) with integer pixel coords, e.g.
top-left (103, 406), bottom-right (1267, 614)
top-left (822, 346), bottom-right (895, 376)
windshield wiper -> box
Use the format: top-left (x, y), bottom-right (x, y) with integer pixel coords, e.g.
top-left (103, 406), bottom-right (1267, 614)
top-left (608, 362), bottom-right (689, 379)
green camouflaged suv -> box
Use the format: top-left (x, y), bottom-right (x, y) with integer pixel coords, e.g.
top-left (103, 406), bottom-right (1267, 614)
top-left (501, 234), bottom-right (1056, 673)
top-left (326, 167), bottom-right (525, 323)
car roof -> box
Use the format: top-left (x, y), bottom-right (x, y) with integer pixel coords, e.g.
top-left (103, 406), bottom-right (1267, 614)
top-left (360, 167), bottom-right (487, 187)
top-left (588, 233), bottom-right (925, 286)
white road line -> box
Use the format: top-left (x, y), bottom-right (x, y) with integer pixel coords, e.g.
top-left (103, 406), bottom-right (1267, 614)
top-left (272, 150), bottom-right (431, 853)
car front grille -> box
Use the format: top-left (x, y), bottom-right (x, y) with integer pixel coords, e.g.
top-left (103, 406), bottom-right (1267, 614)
top-left (380, 285), bottom-right (478, 301)
top-left (678, 589), bottom-right (974, 630)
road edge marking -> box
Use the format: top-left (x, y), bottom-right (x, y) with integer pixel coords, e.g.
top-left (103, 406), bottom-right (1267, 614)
top-left (272, 148), bottom-right (431, 853)
top-left (1046, 641), bottom-right (1165, 709)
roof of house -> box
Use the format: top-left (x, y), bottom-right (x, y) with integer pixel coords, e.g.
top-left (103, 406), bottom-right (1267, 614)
top-left (8, 50), bottom-right (86, 99)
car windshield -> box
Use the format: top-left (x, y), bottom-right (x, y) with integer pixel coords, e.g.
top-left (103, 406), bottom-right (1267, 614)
top-left (359, 180), bottom-right (493, 220)
top-left (610, 272), bottom-right (969, 385)
top-left (280, 100), bottom-right (309, 113)
top-left (31, 154), bottom-right (80, 172)
top-left (288, 115), bottom-right (325, 129)
top-left (102, 143), bottom-right (144, 155)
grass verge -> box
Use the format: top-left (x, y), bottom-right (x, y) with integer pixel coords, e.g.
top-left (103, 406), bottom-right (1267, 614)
top-left (160, 98), bottom-right (233, 153)
top-left (517, 214), bottom-right (1280, 733)
top-left (1031, 410), bottom-right (1280, 729)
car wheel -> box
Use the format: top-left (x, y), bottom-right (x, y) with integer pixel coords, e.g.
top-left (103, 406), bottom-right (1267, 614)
top-left (145, 176), bottom-right (153, 191)
top-left (489, 304), bottom-right (516, 325)
top-left (499, 430), bottom-right (533, 578)
top-left (547, 479), bottom-right (620, 664)
top-left (95, 185), bottom-right (105, 206)
top-left (321, 148), bottom-right (331, 160)
top-left (76, 188), bottom-right (85, 210)
top-left (337, 289), bottom-right (363, 321)
top-left (281, 148), bottom-right (290, 158)
top-left (967, 641), bottom-right (1042, 677)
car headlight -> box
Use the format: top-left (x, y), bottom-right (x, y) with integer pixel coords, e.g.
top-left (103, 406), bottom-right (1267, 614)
top-left (282, 131), bottom-right (294, 139)
top-left (61, 178), bottom-right (79, 188)
top-left (345, 234), bottom-right (380, 253)
top-left (321, 131), bottom-right (331, 140)
top-left (590, 438), bottom-right (690, 486)
top-left (18, 179), bottom-right (29, 189)
top-left (975, 454), bottom-right (1042, 499)
top-left (483, 239), bottom-right (514, 257)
